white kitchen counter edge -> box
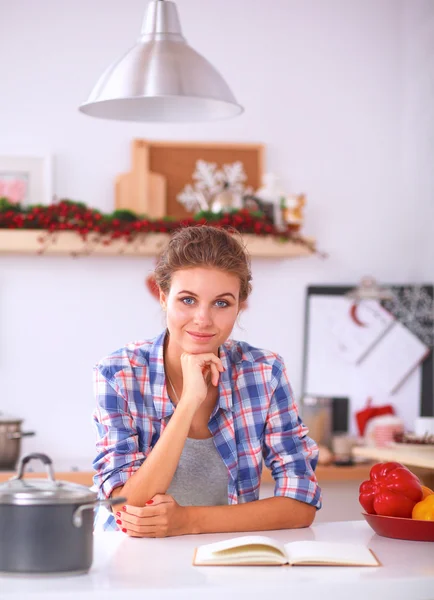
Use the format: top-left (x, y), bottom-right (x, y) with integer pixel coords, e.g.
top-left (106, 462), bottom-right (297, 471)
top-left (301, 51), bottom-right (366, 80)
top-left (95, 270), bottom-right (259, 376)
top-left (1, 520), bottom-right (433, 600)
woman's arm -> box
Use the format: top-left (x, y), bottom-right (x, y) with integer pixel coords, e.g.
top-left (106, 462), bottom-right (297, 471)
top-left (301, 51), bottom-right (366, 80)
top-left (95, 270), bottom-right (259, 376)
top-left (186, 496), bottom-right (315, 532)
top-left (112, 400), bottom-right (198, 505)
top-left (93, 360), bottom-right (195, 506)
top-left (112, 351), bottom-right (224, 506)
top-left (118, 493), bottom-right (316, 537)
top-left (262, 359), bottom-right (321, 510)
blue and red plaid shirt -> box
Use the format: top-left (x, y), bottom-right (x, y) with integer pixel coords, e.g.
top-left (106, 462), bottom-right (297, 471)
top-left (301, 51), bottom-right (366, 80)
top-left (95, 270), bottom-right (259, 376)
top-left (92, 331), bottom-right (321, 530)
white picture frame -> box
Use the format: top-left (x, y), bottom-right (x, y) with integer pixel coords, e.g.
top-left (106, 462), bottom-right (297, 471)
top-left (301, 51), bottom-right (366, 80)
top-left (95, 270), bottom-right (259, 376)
top-left (0, 155), bottom-right (53, 206)
top-left (302, 285), bottom-right (434, 435)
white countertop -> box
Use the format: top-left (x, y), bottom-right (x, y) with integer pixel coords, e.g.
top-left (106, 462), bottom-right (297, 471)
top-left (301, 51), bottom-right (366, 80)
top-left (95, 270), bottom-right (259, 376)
top-left (1, 520), bottom-right (433, 600)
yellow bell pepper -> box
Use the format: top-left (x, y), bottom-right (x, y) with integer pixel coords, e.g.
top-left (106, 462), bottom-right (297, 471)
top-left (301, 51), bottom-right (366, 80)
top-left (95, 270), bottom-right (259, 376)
top-left (421, 485), bottom-right (433, 500)
top-left (412, 494), bottom-right (434, 521)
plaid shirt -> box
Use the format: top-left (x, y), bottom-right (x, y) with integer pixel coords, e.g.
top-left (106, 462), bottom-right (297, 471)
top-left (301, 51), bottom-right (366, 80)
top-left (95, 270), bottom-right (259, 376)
top-left (92, 331), bottom-right (321, 531)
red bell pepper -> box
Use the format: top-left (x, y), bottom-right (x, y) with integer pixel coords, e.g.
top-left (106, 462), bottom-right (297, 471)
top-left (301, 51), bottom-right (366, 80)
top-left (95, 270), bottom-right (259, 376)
top-left (359, 461), bottom-right (423, 518)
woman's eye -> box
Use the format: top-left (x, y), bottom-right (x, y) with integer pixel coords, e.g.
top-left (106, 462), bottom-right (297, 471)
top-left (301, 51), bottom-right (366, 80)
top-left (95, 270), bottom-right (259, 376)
top-left (180, 297), bottom-right (229, 308)
top-left (215, 300), bottom-right (229, 308)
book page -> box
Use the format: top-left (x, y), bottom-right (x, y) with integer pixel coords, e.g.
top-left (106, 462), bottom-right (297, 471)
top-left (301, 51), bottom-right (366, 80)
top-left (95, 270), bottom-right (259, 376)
top-left (194, 535), bottom-right (287, 565)
top-left (284, 541), bottom-right (379, 566)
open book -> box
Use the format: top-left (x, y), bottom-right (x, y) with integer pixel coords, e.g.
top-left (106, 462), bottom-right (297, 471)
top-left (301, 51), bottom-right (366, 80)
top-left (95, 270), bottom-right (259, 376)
top-left (193, 535), bottom-right (380, 567)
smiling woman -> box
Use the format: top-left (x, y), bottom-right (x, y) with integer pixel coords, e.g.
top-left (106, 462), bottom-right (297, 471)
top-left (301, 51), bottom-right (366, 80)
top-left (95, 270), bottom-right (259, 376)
top-left (92, 225), bottom-right (321, 537)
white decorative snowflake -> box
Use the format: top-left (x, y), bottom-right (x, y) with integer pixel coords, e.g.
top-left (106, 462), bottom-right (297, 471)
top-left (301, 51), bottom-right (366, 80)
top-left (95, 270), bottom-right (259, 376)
top-left (382, 286), bottom-right (434, 347)
top-left (193, 161), bottom-right (221, 200)
top-left (176, 184), bottom-right (208, 212)
top-left (216, 162), bottom-right (241, 192)
top-left (177, 160), bottom-right (251, 213)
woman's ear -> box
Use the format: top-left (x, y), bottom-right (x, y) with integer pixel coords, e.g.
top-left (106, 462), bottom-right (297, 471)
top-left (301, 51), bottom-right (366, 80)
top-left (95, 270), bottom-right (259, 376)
top-left (159, 289), bottom-right (167, 311)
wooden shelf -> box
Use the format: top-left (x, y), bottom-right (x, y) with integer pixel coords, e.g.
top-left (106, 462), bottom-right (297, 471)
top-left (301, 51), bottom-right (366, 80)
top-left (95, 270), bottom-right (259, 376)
top-left (0, 230), bottom-right (315, 258)
top-left (0, 471), bottom-right (94, 485)
top-left (352, 445), bottom-right (434, 470)
top-left (260, 463), bottom-right (374, 484)
top-left (352, 446), bottom-right (434, 488)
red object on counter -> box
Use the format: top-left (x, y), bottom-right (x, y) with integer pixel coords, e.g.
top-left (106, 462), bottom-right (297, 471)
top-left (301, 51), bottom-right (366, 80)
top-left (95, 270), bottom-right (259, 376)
top-left (359, 461), bottom-right (423, 518)
top-left (355, 397), bottom-right (395, 436)
top-left (362, 513), bottom-right (434, 542)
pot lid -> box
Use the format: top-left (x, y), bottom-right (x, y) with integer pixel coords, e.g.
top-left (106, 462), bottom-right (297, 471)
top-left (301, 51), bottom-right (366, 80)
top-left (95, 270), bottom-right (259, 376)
top-left (0, 453), bottom-right (97, 506)
top-left (0, 477), bottom-right (97, 505)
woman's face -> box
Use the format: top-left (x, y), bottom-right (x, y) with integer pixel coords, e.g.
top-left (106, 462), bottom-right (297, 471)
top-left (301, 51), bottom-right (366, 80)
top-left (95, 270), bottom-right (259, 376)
top-left (160, 267), bottom-right (241, 355)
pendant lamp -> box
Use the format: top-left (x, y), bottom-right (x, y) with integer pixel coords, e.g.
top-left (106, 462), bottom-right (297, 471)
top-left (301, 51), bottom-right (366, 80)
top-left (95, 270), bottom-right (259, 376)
top-left (79, 0), bottom-right (243, 122)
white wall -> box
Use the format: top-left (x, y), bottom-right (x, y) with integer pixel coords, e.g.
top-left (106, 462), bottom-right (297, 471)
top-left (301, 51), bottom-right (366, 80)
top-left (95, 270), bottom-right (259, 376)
top-left (0, 0), bottom-right (432, 465)
top-left (401, 0), bottom-right (434, 280)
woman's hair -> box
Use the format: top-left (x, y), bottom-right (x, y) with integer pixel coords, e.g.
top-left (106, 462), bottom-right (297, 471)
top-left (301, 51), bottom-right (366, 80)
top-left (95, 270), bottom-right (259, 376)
top-left (154, 225), bottom-right (252, 302)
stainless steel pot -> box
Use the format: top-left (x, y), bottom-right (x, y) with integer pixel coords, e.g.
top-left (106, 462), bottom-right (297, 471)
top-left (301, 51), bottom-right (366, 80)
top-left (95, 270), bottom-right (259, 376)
top-left (0, 453), bottom-right (126, 574)
top-left (0, 412), bottom-right (35, 470)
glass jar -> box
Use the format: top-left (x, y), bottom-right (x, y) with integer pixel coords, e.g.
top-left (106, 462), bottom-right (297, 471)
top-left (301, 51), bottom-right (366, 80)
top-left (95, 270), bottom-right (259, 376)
top-left (301, 396), bottom-right (332, 448)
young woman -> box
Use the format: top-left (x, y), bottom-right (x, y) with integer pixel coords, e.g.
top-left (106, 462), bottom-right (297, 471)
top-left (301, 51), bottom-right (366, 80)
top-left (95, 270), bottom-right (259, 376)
top-left (92, 226), bottom-right (321, 537)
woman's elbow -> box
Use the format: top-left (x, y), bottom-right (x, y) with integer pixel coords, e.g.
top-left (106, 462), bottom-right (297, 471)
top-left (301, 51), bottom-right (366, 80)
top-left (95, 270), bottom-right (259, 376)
top-left (301, 504), bottom-right (317, 527)
top-left (281, 498), bottom-right (317, 528)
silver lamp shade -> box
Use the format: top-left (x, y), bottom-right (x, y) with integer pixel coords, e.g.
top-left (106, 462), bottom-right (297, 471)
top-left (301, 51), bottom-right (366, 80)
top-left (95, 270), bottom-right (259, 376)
top-left (79, 0), bottom-right (243, 123)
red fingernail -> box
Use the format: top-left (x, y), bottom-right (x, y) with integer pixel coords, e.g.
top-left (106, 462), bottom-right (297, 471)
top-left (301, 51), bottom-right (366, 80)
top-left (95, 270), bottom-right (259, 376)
top-left (122, 506), bottom-right (127, 511)
top-left (116, 512), bottom-right (121, 517)
top-left (122, 528), bottom-right (127, 533)
top-left (146, 500), bottom-right (154, 505)
top-left (116, 519), bottom-right (122, 525)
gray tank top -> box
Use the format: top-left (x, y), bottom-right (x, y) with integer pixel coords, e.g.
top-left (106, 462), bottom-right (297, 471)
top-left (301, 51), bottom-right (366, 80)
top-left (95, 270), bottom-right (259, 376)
top-left (166, 437), bottom-right (229, 506)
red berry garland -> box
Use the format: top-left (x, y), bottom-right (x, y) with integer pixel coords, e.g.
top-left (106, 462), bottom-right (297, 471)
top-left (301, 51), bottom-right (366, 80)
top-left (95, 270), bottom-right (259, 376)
top-left (0, 198), bottom-right (316, 253)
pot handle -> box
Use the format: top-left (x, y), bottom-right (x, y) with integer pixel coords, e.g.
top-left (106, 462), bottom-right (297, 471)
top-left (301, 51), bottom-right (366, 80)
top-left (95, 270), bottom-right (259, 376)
top-left (72, 496), bottom-right (128, 528)
top-left (7, 431), bottom-right (36, 439)
top-left (13, 452), bottom-right (56, 482)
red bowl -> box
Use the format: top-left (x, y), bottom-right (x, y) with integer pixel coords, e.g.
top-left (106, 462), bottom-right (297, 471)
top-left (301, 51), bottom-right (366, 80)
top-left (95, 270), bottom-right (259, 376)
top-left (362, 512), bottom-right (434, 542)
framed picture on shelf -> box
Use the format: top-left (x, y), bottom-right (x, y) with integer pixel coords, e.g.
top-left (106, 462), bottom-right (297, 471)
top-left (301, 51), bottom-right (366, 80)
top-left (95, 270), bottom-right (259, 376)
top-left (0, 155), bottom-right (53, 206)
top-left (115, 139), bottom-right (264, 220)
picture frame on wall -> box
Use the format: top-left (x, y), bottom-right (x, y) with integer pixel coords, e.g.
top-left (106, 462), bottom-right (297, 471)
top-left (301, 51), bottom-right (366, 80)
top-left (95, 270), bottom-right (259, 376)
top-left (301, 285), bottom-right (434, 435)
top-left (0, 155), bottom-right (53, 206)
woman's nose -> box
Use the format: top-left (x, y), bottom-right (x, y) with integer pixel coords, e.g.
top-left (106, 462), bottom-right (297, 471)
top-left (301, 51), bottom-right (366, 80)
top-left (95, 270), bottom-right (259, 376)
top-left (193, 307), bottom-right (212, 326)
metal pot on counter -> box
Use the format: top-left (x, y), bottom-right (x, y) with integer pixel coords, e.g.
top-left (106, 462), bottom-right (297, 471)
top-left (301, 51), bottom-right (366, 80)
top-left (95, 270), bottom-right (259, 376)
top-left (0, 411), bottom-right (35, 470)
top-left (0, 453), bottom-right (126, 574)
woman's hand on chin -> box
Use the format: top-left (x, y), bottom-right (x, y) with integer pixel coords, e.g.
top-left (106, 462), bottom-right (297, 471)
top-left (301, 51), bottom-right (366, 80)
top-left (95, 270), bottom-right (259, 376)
top-left (179, 352), bottom-right (224, 408)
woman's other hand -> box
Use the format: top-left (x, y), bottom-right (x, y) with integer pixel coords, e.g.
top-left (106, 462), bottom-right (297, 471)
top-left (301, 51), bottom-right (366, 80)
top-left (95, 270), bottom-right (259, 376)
top-left (116, 495), bottom-right (191, 538)
top-left (179, 352), bottom-right (224, 407)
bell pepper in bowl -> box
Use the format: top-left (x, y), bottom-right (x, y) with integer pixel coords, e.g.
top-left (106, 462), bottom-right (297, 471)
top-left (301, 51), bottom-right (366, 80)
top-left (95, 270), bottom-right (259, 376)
top-left (412, 494), bottom-right (434, 521)
top-left (420, 485), bottom-right (433, 500)
top-left (359, 461), bottom-right (423, 518)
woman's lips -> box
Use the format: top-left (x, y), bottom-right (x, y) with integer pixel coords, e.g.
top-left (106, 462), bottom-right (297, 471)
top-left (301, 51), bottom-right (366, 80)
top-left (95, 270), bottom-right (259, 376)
top-left (187, 331), bottom-right (215, 342)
